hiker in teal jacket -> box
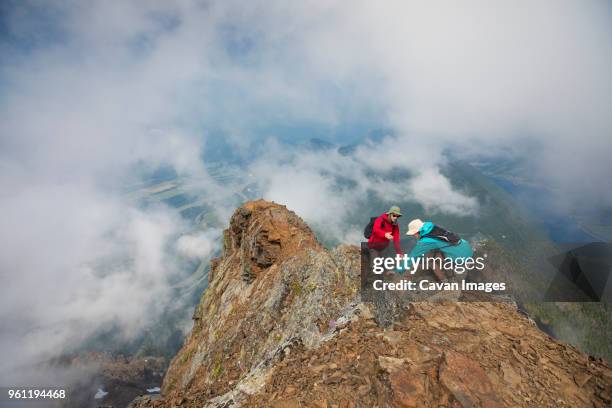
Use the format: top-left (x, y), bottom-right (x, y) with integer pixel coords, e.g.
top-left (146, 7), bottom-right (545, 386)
top-left (406, 219), bottom-right (473, 259)
top-left (399, 219), bottom-right (473, 279)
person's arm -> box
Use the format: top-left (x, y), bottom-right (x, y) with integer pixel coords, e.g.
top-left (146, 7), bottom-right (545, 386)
top-left (393, 225), bottom-right (403, 254)
top-left (406, 239), bottom-right (442, 264)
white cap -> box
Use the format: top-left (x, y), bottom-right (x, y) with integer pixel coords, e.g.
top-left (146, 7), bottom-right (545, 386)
top-left (406, 219), bottom-right (424, 236)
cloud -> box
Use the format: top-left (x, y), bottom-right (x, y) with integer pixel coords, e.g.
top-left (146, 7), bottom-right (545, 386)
top-left (0, 182), bottom-right (188, 380)
top-left (249, 138), bottom-right (477, 244)
top-left (176, 230), bottom-right (220, 260)
top-left (1, 0), bottom-right (611, 386)
top-left (230, 0), bottom-right (612, 208)
top-left (249, 145), bottom-right (358, 229)
top-left (0, 1), bottom-right (222, 383)
top-left (330, 0), bottom-right (612, 208)
top-left (408, 167), bottom-right (479, 215)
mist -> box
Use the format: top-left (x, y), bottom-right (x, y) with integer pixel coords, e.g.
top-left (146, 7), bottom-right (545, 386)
top-left (1, 0), bottom-right (611, 386)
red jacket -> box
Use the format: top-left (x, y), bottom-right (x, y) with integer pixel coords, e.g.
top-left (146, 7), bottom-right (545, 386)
top-left (368, 213), bottom-right (403, 254)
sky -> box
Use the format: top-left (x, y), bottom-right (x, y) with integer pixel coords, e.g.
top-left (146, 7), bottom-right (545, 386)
top-left (1, 0), bottom-right (611, 385)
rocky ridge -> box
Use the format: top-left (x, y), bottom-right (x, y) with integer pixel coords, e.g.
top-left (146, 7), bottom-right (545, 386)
top-left (131, 200), bottom-right (611, 408)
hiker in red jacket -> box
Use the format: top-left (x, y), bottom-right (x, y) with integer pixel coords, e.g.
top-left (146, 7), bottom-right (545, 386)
top-left (368, 206), bottom-right (403, 255)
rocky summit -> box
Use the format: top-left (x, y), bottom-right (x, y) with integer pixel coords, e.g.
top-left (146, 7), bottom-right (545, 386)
top-left (131, 200), bottom-right (611, 408)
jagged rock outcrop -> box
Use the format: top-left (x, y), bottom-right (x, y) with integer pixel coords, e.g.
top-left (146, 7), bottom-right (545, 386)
top-left (132, 200), bottom-right (362, 407)
top-left (131, 200), bottom-right (611, 408)
top-left (246, 302), bottom-right (611, 407)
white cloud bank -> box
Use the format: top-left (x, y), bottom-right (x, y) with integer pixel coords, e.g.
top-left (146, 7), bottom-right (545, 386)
top-left (176, 230), bottom-right (220, 260)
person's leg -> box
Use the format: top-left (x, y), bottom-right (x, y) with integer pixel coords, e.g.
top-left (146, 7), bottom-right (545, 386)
top-left (405, 250), bottom-right (442, 282)
top-left (426, 249), bottom-right (446, 281)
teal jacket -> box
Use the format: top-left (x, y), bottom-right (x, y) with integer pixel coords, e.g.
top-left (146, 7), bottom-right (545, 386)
top-left (397, 222), bottom-right (473, 273)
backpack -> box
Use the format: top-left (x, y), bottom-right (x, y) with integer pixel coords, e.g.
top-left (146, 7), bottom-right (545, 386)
top-left (364, 216), bottom-right (386, 239)
top-left (422, 225), bottom-right (461, 245)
